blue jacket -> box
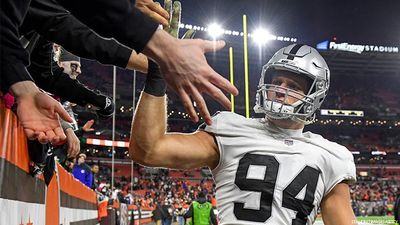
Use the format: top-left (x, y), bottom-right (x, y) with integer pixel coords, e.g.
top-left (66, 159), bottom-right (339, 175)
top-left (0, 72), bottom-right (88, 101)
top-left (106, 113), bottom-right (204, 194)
top-left (72, 163), bottom-right (93, 188)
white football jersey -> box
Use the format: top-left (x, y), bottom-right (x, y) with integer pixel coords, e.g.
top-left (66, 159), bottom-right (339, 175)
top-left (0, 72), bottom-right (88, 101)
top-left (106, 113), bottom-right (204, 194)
top-left (200, 112), bottom-right (356, 225)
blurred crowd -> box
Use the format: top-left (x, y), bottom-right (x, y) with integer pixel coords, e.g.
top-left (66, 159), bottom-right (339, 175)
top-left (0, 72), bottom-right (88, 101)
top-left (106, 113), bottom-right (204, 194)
top-left (65, 159), bottom-right (399, 219)
top-left (351, 177), bottom-right (398, 217)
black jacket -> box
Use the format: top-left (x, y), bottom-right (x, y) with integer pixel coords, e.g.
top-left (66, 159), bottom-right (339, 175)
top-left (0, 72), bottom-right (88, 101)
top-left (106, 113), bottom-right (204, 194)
top-left (152, 205), bottom-right (163, 221)
top-left (21, 0), bottom-right (133, 68)
top-left (0, 0), bottom-right (157, 92)
top-left (26, 34), bottom-right (115, 108)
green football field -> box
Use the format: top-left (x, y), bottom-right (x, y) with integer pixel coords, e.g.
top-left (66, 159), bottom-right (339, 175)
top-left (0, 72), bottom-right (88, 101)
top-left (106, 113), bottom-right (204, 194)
top-left (315, 216), bottom-right (398, 225)
top-left (167, 217), bottom-right (399, 225)
top-left (167, 216), bottom-right (399, 225)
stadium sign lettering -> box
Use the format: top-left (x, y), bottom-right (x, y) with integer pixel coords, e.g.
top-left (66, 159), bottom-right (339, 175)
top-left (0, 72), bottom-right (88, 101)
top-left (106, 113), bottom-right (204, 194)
top-left (329, 42), bottom-right (399, 54)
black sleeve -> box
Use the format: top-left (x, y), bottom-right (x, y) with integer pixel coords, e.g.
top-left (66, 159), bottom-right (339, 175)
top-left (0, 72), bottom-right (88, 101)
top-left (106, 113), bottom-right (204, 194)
top-left (74, 127), bottom-right (84, 138)
top-left (0, 0), bottom-right (33, 92)
top-left (21, 0), bottom-right (132, 68)
top-left (0, 0), bottom-right (157, 92)
top-left (56, 0), bottom-right (158, 53)
top-left (183, 204), bottom-right (193, 218)
top-left (210, 208), bottom-right (218, 225)
top-left (37, 69), bottom-right (110, 108)
top-left (27, 37), bottom-right (111, 108)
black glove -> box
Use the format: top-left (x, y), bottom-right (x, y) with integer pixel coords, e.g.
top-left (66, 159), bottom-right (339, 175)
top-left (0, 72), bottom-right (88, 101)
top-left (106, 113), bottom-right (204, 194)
top-left (95, 95), bottom-right (114, 119)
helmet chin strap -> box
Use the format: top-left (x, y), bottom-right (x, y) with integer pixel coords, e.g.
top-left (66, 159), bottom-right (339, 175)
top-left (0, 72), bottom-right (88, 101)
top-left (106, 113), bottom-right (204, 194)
top-left (262, 99), bottom-right (312, 124)
top-left (265, 96), bottom-right (304, 114)
top-left (264, 111), bottom-right (313, 126)
top-left (265, 100), bottom-right (295, 114)
top-left (254, 83), bottom-right (319, 125)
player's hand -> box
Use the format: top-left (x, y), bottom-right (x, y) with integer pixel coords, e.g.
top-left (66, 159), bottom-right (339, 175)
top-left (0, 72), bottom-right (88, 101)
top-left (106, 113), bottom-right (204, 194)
top-left (142, 2), bottom-right (239, 125)
top-left (82, 119), bottom-right (95, 132)
top-left (144, 31), bottom-right (239, 125)
top-left (143, 1), bottom-right (237, 125)
top-left (126, 0), bottom-right (194, 73)
top-left (11, 81), bottom-right (72, 144)
top-left (65, 128), bottom-right (80, 158)
top-left (168, 39), bottom-right (237, 125)
top-left (135, 0), bottom-right (170, 26)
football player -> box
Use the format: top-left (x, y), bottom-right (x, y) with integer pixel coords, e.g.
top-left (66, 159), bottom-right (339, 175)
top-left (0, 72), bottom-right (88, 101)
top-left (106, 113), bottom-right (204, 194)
top-left (129, 44), bottom-right (357, 224)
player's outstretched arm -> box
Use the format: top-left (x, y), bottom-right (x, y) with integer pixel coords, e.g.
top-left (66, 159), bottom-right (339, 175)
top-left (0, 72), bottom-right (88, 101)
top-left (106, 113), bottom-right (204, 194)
top-left (129, 1), bottom-right (219, 169)
top-left (128, 60), bottom-right (219, 170)
top-left (128, 91), bottom-right (219, 170)
top-left (321, 182), bottom-right (357, 225)
top-left (128, 0), bottom-right (238, 124)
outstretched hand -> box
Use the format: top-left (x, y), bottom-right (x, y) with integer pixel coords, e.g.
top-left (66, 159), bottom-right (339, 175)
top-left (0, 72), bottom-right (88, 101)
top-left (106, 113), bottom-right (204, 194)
top-left (11, 81), bottom-right (72, 144)
top-left (145, 0), bottom-right (238, 125)
top-left (162, 38), bottom-right (237, 125)
top-left (82, 119), bottom-right (95, 132)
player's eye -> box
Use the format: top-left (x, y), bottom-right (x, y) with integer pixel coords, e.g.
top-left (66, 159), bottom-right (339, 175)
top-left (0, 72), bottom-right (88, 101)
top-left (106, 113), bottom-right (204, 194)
top-left (289, 84), bottom-right (301, 91)
top-left (271, 79), bottom-right (281, 86)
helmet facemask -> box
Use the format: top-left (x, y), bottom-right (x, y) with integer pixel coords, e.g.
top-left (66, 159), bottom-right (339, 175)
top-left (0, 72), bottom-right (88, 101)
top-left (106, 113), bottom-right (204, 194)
top-left (254, 69), bottom-right (316, 123)
top-left (255, 66), bottom-right (328, 124)
top-left (254, 44), bottom-right (330, 125)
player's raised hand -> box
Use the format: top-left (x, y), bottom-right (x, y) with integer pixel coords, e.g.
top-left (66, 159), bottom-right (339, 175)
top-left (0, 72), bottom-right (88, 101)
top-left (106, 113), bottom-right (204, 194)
top-left (163, 38), bottom-right (238, 125)
top-left (145, 0), bottom-right (238, 125)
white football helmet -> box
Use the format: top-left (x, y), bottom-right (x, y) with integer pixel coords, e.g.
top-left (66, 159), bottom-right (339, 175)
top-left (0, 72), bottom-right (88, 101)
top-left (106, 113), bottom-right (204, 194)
top-left (254, 44), bottom-right (330, 124)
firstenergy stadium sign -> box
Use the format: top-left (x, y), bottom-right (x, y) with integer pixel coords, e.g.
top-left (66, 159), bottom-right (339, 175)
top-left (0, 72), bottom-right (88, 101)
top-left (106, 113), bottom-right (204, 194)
top-left (317, 40), bottom-right (399, 54)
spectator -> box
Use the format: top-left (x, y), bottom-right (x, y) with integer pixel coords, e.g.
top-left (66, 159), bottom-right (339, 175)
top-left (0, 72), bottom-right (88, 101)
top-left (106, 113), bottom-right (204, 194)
top-left (184, 192), bottom-right (217, 225)
top-left (1, 0), bottom-right (238, 145)
top-left (72, 153), bottom-right (93, 188)
top-left (91, 164), bottom-right (100, 190)
top-left (175, 202), bottom-right (186, 225)
top-left (161, 200), bottom-right (173, 225)
top-left (152, 203), bottom-right (163, 225)
top-left (52, 47), bottom-right (114, 123)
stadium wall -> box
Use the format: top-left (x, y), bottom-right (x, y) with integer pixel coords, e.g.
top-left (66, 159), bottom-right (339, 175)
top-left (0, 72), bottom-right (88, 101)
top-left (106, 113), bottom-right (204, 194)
top-left (0, 98), bottom-right (98, 225)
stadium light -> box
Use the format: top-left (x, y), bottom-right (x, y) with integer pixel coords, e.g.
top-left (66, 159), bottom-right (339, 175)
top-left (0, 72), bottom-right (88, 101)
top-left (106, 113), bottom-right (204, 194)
top-left (207, 23), bottom-right (224, 39)
top-left (371, 151), bottom-right (387, 156)
top-left (252, 28), bottom-right (272, 46)
top-left (179, 23), bottom-right (297, 42)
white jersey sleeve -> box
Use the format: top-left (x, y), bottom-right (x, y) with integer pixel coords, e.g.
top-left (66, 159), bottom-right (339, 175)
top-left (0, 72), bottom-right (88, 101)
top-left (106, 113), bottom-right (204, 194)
top-left (305, 133), bottom-right (357, 195)
top-left (326, 146), bottom-right (357, 193)
top-left (199, 111), bottom-right (265, 171)
top-left (200, 111), bottom-right (247, 135)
